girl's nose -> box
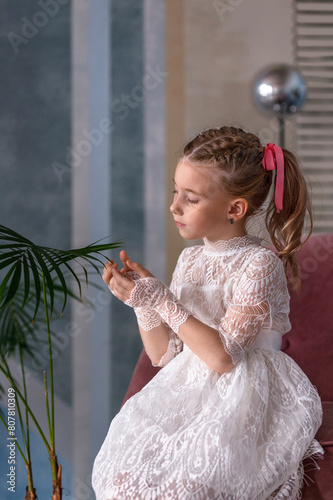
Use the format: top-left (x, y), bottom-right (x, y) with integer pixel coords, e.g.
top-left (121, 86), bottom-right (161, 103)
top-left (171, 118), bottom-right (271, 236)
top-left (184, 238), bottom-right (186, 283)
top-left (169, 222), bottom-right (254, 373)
top-left (170, 198), bottom-right (182, 215)
top-left (170, 201), bottom-right (177, 214)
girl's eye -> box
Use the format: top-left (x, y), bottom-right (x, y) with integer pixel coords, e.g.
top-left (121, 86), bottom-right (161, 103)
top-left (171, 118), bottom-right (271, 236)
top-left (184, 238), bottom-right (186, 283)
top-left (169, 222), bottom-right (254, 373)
top-left (172, 190), bottom-right (198, 205)
top-left (186, 197), bottom-right (199, 205)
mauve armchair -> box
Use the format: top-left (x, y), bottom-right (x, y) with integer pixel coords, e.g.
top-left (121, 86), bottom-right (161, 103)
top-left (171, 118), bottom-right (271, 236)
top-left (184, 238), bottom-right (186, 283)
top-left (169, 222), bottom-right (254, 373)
top-left (122, 233), bottom-right (333, 499)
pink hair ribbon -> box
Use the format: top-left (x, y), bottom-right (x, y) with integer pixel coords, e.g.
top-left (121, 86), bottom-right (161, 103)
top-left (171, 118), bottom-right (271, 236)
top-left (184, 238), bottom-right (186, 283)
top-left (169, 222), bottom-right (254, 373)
top-left (262, 143), bottom-right (284, 213)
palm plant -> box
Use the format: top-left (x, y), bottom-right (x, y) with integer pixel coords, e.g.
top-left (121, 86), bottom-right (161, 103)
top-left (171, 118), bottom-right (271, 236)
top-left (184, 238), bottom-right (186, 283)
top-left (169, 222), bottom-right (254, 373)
top-left (0, 225), bottom-right (120, 499)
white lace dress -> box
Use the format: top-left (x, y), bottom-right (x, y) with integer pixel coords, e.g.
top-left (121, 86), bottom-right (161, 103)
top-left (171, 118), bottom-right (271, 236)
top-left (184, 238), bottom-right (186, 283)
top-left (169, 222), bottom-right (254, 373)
top-left (92, 236), bottom-right (323, 500)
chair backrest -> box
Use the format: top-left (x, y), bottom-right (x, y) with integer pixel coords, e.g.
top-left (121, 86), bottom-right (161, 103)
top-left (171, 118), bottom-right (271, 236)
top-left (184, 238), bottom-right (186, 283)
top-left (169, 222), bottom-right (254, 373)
top-left (282, 233), bottom-right (333, 402)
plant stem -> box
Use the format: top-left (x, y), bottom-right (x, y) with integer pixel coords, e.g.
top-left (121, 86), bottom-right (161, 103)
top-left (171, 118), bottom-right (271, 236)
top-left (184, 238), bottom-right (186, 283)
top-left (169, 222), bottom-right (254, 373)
top-left (0, 354), bottom-right (36, 494)
top-left (18, 345), bottom-right (36, 493)
top-left (42, 272), bottom-right (55, 450)
top-left (42, 271), bottom-right (61, 492)
top-left (0, 364), bottom-right (50, 451)
top-left (49, 449), bottom-right (59, 489)
top-left (44, 371), bottom-right (52, 449)
top-left (0, 413), bottom-right (26, 464)
top-left (2, 355), bottom-right (29, 456)
top-left (24, 486), bottom-right (37, 500)
top-left (18, 343), bottom-right (31, 461)
top-left (25, 462), bottom-right (35, 496)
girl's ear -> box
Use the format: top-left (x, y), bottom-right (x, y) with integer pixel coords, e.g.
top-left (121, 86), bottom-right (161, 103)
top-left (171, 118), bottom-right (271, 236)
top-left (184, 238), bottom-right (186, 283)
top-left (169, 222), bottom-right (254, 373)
top-left (228, 198), bottom-right (248, 221)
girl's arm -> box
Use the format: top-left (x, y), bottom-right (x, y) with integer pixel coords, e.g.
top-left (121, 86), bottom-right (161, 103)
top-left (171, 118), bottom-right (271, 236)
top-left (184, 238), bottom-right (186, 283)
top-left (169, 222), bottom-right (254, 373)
top-left (138, 318), bottom-right (233, 373)
top-left (178, 317), bottom-right (233, 373)
top-left (138, 323), bottom-right (170, 366)
top-left (105, 252), bottom-right (233, 374)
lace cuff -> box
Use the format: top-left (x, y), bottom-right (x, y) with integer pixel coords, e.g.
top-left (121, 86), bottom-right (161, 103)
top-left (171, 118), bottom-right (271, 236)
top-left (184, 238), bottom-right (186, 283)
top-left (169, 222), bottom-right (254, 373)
top-left (218, 328), bottom-right (244, 366)
top-left (134, 307), bottom-right (161, 331)
top-left (218, 300), bottom-right (270, 365)
top-left (151, 325), bottom-right (183, 367)
top-left (125, 277), bottom-right (191, 334)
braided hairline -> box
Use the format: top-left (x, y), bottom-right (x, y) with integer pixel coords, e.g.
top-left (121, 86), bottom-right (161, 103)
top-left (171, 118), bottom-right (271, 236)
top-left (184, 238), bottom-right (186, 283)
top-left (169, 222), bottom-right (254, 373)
top-left (185, 136), bottom-right (224, 161)
top-left (183, 127), bottom-right (264, 168)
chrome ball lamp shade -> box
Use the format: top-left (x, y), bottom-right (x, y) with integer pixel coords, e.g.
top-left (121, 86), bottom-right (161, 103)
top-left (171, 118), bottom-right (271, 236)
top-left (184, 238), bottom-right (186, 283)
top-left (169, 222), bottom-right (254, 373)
top-left (253, 64), bottom-right (307, 147)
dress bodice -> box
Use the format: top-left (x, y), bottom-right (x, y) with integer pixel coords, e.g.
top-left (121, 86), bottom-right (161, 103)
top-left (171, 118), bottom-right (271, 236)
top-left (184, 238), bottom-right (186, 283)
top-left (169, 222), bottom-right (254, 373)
top-left (169, 235), bottom-right (291, 364)
top-left (202, 234), bottom-right (262, 256)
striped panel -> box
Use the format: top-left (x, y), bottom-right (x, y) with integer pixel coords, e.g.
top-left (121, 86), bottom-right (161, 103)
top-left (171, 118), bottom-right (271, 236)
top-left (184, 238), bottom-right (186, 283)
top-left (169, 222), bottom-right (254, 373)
top-left (293, 0), bottom-right (333, 232)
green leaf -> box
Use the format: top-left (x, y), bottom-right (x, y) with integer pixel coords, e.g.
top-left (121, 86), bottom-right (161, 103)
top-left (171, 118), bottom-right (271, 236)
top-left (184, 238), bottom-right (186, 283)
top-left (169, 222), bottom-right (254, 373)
top-left (30, 247), bottom-right (55, 317)
top-left (1, 261), bottom-right (22, 308)
top-left (0, 264), bottom-right (18, 307)
top-left (0, 255), bottom-right (21, 270)
top-left (27, 250), bottom-right (41, 321)
top-left (48, 249), bottom-right (89, 296)
top-left (0, 225), bottom-right (33, 244)
top-left (0, 243), bottom-right (27, 250)
top-left (21, 254), bottom-right (30, 312)
top-left (38, 248), bottom-right (68, 314)
top-left (58, 260), bottom-right (82, 302)
top-left (0, 306), bottom-right (14, 356)
top-left (0, 248), bottom-right (25, 261)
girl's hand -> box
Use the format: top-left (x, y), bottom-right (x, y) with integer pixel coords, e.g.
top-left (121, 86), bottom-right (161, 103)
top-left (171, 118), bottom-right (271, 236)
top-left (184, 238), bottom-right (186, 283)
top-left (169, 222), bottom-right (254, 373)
top-left (102, 250), bottom-right (134, 286)
top-left (104, 250), bottom-right (154, 303)
top-left (102, 259), bottom-right (117, 286)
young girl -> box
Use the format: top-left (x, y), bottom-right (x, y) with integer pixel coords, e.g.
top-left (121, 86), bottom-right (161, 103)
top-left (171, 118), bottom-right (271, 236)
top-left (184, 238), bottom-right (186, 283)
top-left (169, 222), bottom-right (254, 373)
top-left (92, 126), bottom-right (323, 500)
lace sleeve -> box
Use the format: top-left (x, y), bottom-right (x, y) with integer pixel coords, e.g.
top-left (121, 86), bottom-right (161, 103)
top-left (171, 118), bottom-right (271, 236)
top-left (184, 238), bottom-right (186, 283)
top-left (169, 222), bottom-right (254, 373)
top-left (219, 250), bottom-right (288, 366)
top-left (152, 253), bottom-right (185, 368)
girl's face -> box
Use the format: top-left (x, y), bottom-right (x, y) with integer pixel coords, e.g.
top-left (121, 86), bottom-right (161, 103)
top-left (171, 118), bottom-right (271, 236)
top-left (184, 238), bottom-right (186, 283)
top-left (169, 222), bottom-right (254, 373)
top-left (170, 159), bottom-right (240, 242)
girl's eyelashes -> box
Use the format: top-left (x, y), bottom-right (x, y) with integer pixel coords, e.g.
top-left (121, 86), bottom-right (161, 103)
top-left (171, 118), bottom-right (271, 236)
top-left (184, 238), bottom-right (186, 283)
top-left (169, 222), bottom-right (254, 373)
top-left (172, 190), bottom-right (199, 205)
top-left (186, 197), bottom-right (199, 205)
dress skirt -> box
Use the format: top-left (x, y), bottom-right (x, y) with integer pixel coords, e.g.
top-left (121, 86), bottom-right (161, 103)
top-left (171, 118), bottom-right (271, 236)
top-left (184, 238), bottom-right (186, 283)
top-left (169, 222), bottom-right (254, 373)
top-left (92, 346), bottom-right (323, 500)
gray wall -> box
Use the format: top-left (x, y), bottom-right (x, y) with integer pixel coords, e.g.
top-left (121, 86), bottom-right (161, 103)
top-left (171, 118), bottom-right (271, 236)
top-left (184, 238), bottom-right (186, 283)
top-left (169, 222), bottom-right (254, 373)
top-left (0, 2), bottom-right (73, 497)
top-left (110, 0), bottom-right (145, 415)
top-left (0, 0), bottom-right (71, 248)
top-left (0, 1), bottom-right (166, 496)
top-left (0, 1), bottom-right (72, 402)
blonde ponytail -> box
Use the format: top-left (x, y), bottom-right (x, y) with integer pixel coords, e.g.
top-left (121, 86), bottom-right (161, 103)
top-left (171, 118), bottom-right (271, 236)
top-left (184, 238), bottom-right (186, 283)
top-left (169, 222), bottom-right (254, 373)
top-left (266, 148), bottom-right (313, 291)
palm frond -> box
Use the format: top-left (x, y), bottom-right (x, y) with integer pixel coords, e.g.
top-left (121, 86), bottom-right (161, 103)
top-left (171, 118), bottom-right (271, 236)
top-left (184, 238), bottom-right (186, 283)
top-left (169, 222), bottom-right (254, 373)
top-left (0, 269), bottom-right (105, 361)
top-left (0, 224), bottom-right (121, 321)
top-left (0, 225), bottom-right (121, 491)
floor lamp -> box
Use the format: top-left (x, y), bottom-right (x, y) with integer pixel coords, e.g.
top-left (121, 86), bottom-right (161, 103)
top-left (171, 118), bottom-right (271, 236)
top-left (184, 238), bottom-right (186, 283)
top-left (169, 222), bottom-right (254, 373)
top-left (253, 64), bottom-right (307, 149)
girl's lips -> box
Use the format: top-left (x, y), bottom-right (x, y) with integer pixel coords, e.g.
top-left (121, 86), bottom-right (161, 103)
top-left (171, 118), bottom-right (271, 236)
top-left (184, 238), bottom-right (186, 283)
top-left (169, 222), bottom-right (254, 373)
top-left (175, 221), bottom-right (186, 228)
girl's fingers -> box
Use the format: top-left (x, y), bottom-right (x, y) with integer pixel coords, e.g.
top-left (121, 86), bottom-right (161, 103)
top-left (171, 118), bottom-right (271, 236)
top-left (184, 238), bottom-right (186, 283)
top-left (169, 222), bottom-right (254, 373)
top-left (111, 267), bottom-right (135, 301)
top-left (120, 250), bottom-right (130, 270)
top-left (125, 258), bottom-right (154, 279)
top-left (102, 260), bottom-right (117, 284)
top-left (105, 252), bottom-right (154, 302)
top-left (119, 250), bottom-right (130, 276)
top-left (119, 250), bottom-right (154, 279)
